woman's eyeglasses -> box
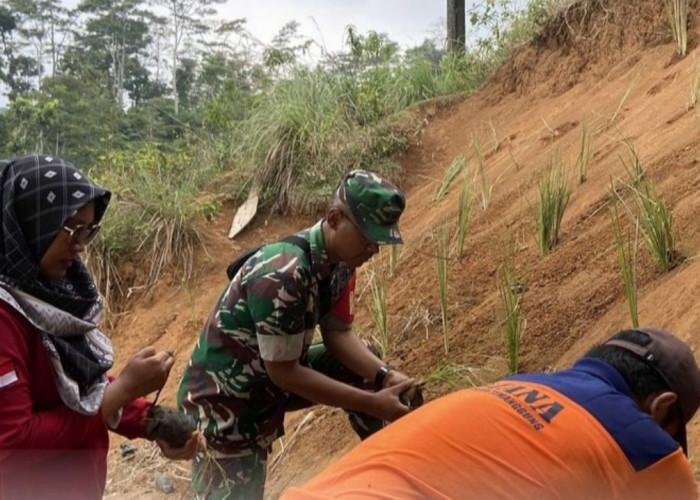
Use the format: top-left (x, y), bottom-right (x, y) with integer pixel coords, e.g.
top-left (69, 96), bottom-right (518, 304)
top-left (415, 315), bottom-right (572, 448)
top-left (62, 223), bottom-right (101, 246)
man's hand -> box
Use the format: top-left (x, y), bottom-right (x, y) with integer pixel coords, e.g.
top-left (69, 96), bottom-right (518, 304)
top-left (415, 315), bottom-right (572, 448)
top-left (382, 369), bottom-right (411, 389)
top-left (157, 431), bottom-right (207, 460)
top-left (367, 379), bottom-right (414, 421)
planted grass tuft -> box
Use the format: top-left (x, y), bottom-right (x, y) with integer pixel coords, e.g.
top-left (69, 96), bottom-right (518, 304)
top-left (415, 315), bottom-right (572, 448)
top-left (610, 200), bottom-right (639, 328)
top-left (368, 265), bottom-right (389, 357)
top-left (424, 363), bottom-right (484, 389)
top-left (473, 138), bottom-right (493, 210)
top-left (455, 171), bottom-right (474, 258)
top-left (498, 240), bottom-right (525, 374)
top-left (535, 155), bottom-right (571, 256)
top-left (689, 63), bottom-right (700, 110)
top-left (435, 227), bottom-right (450, 354)
top-left (663, 0), bottom-right (688, 57)
top-left (433, 156), bottom-right (466, 202)
top-left (633, 182), bottom-right (676, 272)
top-left (576, 122), bottom-right (594, 184)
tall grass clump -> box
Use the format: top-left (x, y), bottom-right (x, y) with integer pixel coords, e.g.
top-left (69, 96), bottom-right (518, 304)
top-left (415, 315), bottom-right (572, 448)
top-left (535, 156), bottom-right (571, 256)
top-left (576, 122), bottom-right (594, 184)
top-left (435, 227), bottom-right (450, 354)
top-left (633, 181), bottom-right (676, 271)
top-left (498, 240), bottom-right (525, 374)
top-left (86, 146), bottom-right (216, 306)
top-left (368, 265), bottom-right (389, 357)
top-left (610, 200), bottom-right (639, 328)
top-left (456, 171), bottom-right (474, 258)
top-left (663, 0), bottom-right (688, 57)
top-left (433, 155), bottom-right (466, 202)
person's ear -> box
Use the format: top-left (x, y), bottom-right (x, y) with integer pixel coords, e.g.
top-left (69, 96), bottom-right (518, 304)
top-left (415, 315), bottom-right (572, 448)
top-left (326, 207), bottom-right (343, 230)
top-left (649, 391), bottom-right (678, 424)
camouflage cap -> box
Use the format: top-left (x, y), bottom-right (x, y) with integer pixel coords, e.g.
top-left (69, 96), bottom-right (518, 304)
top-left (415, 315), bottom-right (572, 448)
top-left (332, 170), bottom-right (405, 245)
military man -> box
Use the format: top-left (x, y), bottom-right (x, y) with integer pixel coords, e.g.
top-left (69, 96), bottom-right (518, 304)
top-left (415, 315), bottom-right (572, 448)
top-left (178, 170), bottom-right (415, 499)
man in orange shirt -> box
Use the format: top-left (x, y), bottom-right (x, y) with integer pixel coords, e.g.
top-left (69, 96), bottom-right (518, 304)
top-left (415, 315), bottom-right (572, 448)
top-left (283, 327), bottom-right (700, 499)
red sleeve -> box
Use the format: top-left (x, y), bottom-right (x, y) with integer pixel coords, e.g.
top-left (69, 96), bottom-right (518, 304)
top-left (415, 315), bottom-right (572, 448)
top-left (331, 271), bottom-right (356, 324)
top-left (0, 306), bottom-right (104, 469)
top-left (112, 396), bottom-right (150, 440)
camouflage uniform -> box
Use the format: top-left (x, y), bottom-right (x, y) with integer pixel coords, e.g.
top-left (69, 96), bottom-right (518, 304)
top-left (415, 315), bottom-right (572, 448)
top-left (177, 170), bottom-right (405, 500)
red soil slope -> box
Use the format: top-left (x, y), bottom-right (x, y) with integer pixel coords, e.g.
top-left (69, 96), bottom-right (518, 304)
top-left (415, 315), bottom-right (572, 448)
top-left (104, 1), bottom-right (700, 497)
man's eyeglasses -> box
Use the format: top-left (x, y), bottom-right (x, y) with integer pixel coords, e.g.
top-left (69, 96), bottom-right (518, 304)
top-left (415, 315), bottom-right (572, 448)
top-left (62, 223), bottom-right (101, 246)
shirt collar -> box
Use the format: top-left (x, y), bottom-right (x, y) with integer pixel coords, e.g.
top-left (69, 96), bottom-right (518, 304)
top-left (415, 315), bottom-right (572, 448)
top-left (571, 357), bottom-right (633, 398)
top-left (307, 220), bottom-right (332, 279)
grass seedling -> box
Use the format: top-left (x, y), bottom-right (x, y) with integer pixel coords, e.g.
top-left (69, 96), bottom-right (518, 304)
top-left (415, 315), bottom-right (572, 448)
top-left (455, 171), bottom-right (473, 258)
top-left (498, 239), bottom-right (525, 374)
top-left (433, 155), bottom-right (465, 202)
top-left (473, 137), bottom-right (492, 210)
top-left (576, 122), bottom-right (594, 184)
top-left (535, 156), bottom-right (571, 256)
top-left (368, 265), bottom-right (389, 357)
top-left (619, 140), bottom-right (646, 186)
top-left (610, 199), bottom-right (639, 328)
top-left (435, 227), bottom-right (450, 354)
top-left (689, 63), bottom-right (700, 110)
top-left (663, 0), bottom-right (688, 57)
top-left (388, 244), bottom-right (398, 275)
top-left (424, 363), bottom-right (483, 388)
top-left (633, 181), bottom-right (676, 272)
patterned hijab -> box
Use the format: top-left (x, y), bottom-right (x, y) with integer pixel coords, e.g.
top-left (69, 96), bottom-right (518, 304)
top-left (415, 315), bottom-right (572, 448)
top-left (0, 154), bottom-right (113, 407)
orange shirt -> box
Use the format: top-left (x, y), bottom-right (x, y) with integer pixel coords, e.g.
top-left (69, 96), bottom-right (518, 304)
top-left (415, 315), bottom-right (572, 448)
top-left (284, 359), bottom-right (697, 500)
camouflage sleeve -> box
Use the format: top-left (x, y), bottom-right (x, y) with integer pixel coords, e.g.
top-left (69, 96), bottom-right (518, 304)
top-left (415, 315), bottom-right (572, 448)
top-left (244, 251), bottom-right (309, 362)
top-left (319, 270), bottom-right (355, 333)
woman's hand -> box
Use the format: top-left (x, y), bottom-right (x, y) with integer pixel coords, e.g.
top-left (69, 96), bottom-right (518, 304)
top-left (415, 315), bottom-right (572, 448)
top-left (118, 347), bottom-right (175, 400)
top-left (157, 431), bottom-right (207, 460)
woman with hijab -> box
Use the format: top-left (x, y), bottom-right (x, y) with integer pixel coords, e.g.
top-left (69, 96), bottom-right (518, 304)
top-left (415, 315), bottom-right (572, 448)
top-left (0, 154), bottom-right (203, 500)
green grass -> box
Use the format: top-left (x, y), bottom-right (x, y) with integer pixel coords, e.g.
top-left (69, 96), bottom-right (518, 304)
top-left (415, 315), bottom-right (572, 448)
top-left (576, 122), bottom-right (594, 184)
top-left (689, 63), bottom-right (700, 110)
top-left (424, 363), bottom-right (484, 389)
top-left (433, 155), bottom-right (466, 202)
top-left (455, 170), bottom-right (474, 258)
top-left (435, 227), bottom-right (450, 354)
top-left (633, 181), bottom-right (676, 272)
top-left (619, 140), bottom-right (646, 186)
top-left (535, 155), bottom-right (571, 256)
top-left (663, 0), bottom-right (688, 57)
top-left (498, 239), bottom-right (525, 374)
top-left (610, 200), bottom-right (639, 328)
top-left (473, 137), bottom-right (493, 210)
top-left (368, 265), bottom-right (389, 357)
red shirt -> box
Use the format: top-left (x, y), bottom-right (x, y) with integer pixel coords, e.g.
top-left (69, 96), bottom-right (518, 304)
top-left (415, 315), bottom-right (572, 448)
top-left (0, 301), bottom-right (150, 500)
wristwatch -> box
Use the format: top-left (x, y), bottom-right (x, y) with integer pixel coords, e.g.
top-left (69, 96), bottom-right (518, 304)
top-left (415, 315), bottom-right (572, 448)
top-left (374, 365), bottom-right (393, 391)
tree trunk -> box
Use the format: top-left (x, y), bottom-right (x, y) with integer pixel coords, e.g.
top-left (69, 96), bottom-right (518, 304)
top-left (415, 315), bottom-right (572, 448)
top-left (446, 0), bottom-right (465, 55)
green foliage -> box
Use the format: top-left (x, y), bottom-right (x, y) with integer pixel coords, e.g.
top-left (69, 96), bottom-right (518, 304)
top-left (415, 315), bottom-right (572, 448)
top-left (86, 144), bottom-right (220, 301)
top-left (535, 154), bottom-right (571, 255)
top-left (424, 363), bottom-right (484, 389)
